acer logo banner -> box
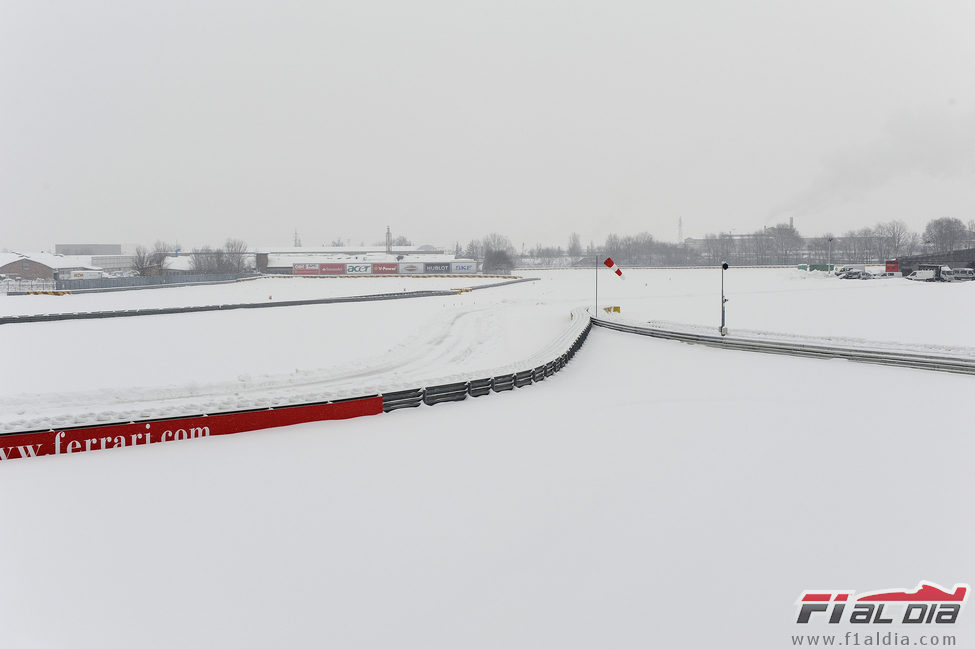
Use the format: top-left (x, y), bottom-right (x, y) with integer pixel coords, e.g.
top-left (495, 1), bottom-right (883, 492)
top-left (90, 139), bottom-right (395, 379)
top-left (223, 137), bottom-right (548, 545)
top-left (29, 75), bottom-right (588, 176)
top-left (293, 263), bottom-right (320, 275)
top-left (345, 264), bottom-right (372, 274)
top-left (372, 263), bottom-right (398, 274)
top-left (320, 263), bottom-right (345, 275)
top-left (424, 262), bottom-right (451, 273)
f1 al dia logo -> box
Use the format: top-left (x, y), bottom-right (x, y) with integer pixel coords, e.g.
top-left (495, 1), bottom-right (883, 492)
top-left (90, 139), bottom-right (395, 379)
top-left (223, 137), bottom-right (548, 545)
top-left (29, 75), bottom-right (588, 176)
top-left (796, 581), bottom-right (968, 624)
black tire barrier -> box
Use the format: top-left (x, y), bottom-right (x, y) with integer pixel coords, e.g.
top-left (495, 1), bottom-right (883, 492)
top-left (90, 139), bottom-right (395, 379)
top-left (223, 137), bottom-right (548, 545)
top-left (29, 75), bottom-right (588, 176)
top-left (468, 378), bottom-right (493, 397)
top-left (492, 374), bottom-right (516, 392)
top-left (378, 317), bottom-right (592, 414)
top-left (423, 382), bottom-right (469, 406)
top-left (381, 388), bottom-right (424, 412)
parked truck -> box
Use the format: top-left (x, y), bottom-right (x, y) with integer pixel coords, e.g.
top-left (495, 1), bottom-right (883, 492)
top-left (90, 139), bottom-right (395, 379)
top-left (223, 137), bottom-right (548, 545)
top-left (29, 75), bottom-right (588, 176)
top-left (906, 264), bottom-right (946, 281)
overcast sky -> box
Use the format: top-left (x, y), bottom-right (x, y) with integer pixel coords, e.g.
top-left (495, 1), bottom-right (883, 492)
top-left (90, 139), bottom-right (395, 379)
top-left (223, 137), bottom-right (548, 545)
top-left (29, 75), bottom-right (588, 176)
top-left (2, 0), bottom-right (974, 252)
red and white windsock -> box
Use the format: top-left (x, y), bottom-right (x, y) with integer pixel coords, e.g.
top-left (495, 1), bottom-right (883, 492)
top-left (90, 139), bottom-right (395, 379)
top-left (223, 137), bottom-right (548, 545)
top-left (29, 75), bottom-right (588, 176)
top-left (603, 257), bottom-right (625, 279)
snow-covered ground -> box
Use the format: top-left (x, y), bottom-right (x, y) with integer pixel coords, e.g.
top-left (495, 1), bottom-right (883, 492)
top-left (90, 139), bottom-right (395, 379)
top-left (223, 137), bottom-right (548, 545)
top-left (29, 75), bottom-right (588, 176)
top-left (2, 328), bottom-right (972, 648)
top-left (2, 269), bottom-right (974, 432)
top-left (546, 267), bottom-right (975, 348)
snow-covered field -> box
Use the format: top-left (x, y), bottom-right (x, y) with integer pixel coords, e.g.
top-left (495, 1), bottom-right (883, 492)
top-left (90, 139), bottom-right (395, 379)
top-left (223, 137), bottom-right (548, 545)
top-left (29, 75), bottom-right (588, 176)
top-left (2, 327), bottom-right (973, 648)
top-left (2, 269), bottom-right (975, 647)
top-left (2, 269), bottom-right (974, 432)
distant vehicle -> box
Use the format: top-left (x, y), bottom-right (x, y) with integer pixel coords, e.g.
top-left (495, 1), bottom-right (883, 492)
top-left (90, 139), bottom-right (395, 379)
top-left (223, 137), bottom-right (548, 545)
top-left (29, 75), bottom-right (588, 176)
top-left (906, 270), bottom-right (937, 281)
top-left (876, 271), bottom-right (902, 279)
top-left (916, 264), bottom-right (948, 281)
top-left (835, 264), bottom-right (866, 276)
top-left (943, 268), bottom-right (975, 282)
top-left (839, 270), bottom-right (871, 280)
top-left (64, 270), bottom-right (103, 280)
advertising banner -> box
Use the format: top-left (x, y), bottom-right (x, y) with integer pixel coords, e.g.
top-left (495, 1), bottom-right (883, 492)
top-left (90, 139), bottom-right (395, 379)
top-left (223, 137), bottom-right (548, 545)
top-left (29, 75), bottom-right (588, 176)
top-left (424, 262), bottom-right (451, 273)
top-left (345, 263), bottom-right (372, 275)
top-left (0, 397), bottom-right (384, 461)
top-left (399, 262), bottom-right (424, 274)
top-left (372, 263), bottom-right (399, 274)
top-left (320, 263), bottom-right (346, 275)
top-left (451, 262), bottom-right (477, 274)
top-left (293, 263), bottom-right (320, 275)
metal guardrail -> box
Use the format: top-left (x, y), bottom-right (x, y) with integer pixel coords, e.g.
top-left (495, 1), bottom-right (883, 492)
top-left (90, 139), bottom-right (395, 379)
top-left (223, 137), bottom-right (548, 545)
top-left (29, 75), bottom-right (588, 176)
top-left (54, 272), bottom-right (256, 292)
top-left (591, 317), bottom-right (975, 376)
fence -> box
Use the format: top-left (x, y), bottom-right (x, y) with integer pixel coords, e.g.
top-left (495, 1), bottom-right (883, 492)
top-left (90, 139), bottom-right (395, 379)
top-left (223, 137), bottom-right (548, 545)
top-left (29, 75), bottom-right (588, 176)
top-left (54, 272), bottom-right (257, 292)
top-left (0, 280), bottom-right (56, 295)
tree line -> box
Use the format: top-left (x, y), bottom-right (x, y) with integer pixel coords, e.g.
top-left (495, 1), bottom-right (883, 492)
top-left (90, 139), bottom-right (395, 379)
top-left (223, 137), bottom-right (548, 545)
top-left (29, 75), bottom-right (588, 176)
top-left (456, 217), bottom-right (975, 268)
top-left (131, 239), bottom-right (251, 276)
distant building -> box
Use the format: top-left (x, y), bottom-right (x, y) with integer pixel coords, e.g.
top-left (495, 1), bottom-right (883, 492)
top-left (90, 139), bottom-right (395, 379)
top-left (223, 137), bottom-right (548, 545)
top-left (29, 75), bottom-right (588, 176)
top-left (254, 245), bottom-right (446, 273)
top-left (0, 252), bottom-right (101, 280)
top-left (90, 255), bottom-right (136, 272)
top-left (55, 244), bottom-right (122, 256)
top-left (160, 255), bottom-right (195, 275)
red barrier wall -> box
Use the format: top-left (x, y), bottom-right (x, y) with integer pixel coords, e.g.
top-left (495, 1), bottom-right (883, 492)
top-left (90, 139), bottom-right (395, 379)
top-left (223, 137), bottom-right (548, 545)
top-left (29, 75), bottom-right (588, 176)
top-left (0, 397), bottom-right (383, 461)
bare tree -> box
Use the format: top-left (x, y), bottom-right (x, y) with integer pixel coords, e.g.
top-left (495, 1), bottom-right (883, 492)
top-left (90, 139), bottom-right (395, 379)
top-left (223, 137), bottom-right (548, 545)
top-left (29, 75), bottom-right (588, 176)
top-left (132, 246), bottom-right (154, 277)
top-left (483, 248), bottom-right (515, 274)
top-left (767, 223), bottom-right (803, 264)
top-left (923, 217), bottom-right (967, 253)
top-left (223, 238), bottom-right (249, 273)
top-left (150, 241), bottom-right (176, 273)
top-left (463, 239), bottom-right (484, 259)
top-left (482, 232), bottom-right (515, 255)
top-left (902, 231), bottom-right (921, 257)
top-left (190, 246), bottom-right (226, 274)
top-left (875, 220), bottom-right (910, 259)
top-left (567, 232), bottom-right (582, 257)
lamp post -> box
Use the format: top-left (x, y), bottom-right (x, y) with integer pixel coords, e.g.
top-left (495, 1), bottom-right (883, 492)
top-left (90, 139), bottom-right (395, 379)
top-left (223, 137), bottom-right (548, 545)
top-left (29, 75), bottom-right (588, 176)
top-left (720, 262), bottom-right (729, 336)
top-left (827, 236), bottom-right (833, 272)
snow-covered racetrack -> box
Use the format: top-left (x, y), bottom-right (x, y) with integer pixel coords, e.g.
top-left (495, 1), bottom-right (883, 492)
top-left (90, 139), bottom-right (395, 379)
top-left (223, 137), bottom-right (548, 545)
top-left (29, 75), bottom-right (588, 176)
top-left (0, 281), bottom-right (576, 431)
top-left (0, 275), bottom-right (514, 317)
top-left (4, 268), bottom-right (975, 431)
top-left (2, 327), bottom-right (973, 648)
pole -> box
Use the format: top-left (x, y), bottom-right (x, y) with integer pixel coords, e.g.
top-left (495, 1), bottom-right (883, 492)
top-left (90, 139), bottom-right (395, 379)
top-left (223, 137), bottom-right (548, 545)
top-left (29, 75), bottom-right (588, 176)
top-left (720, 262), bottom-right (728, 336)
top-left (594, 253), bottom-right (598, 318)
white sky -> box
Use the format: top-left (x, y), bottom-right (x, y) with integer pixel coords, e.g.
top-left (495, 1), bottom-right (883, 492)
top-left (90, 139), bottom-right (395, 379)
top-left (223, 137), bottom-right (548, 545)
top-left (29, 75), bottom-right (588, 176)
top-left (2, 0), bottom-right (974, 251)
